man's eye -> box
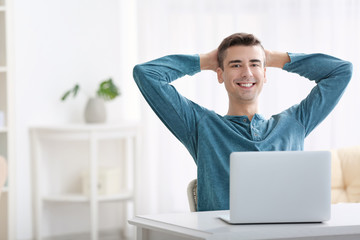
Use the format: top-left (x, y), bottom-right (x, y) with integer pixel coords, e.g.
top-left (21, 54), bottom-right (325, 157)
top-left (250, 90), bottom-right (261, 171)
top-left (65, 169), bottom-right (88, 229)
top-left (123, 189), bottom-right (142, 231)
top-left (251, 64), bottom-right (260, 67)
top-left (231, 64), bottom-right (241, 68)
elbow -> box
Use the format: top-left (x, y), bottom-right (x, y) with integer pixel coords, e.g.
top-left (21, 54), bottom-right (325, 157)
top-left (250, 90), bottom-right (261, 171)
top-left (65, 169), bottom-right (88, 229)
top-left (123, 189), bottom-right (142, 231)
top-left (332, 60), bottom-right (353, 88)
top-left (133, 64), bottom-right (145, 84)
top-left (341, 61), bottom-right (353, 83)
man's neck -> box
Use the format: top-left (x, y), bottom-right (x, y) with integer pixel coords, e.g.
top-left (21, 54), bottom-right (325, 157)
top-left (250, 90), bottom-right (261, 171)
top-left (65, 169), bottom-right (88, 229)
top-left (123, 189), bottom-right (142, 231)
top-left (227, 102), bottom-right (258, 121)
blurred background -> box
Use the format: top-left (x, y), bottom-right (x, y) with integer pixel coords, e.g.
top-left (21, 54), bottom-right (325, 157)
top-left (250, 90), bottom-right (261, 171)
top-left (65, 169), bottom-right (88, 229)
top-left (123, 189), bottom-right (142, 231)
top-left (0, 0), bottom-right (359, 239)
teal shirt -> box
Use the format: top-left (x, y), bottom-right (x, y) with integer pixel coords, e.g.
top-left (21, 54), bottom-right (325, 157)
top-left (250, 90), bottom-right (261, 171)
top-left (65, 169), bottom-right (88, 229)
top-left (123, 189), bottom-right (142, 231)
top-left (133, 53), bottom-right (352, 211)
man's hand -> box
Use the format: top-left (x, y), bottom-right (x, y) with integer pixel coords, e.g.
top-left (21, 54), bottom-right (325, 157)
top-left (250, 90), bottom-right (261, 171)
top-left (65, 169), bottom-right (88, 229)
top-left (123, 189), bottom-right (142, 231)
top-left (265, 50), bottom-right (291, 69)
top-left (200, 49), bottom-right (219, 72)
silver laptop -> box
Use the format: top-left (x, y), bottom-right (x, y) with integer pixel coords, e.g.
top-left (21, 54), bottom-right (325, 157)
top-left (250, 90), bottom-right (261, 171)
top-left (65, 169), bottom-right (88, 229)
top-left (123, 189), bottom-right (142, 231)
top-left (220, 151), bottom-right (331, 224)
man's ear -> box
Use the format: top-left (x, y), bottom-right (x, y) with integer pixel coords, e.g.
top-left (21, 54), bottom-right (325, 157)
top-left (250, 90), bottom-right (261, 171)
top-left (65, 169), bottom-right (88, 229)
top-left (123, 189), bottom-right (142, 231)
top-left (216, 67), bottom-right (224, 84)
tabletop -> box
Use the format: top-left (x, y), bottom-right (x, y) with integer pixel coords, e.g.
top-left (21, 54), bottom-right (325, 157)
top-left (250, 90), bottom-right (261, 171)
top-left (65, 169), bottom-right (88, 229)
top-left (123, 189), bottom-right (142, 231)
top-left (129, 203), bottom-right (360, 240)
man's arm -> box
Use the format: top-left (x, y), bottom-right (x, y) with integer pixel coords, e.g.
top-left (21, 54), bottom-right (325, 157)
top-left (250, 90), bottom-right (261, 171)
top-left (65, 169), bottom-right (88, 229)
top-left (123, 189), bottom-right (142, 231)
top-left (282, 53), bottom-right (353, 136)
top-left (133, 55), bottom-right (205, 157)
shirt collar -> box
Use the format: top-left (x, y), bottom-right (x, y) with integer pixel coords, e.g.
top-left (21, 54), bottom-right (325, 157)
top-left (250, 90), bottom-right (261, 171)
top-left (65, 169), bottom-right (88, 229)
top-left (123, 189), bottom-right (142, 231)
top-left (224, 113), bottom-right (265, 121)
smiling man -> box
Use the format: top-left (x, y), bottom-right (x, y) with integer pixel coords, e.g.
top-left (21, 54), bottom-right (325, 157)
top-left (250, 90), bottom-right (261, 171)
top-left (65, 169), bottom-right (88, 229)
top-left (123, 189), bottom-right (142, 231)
top-left (133, 33), bottom-right (353, 211)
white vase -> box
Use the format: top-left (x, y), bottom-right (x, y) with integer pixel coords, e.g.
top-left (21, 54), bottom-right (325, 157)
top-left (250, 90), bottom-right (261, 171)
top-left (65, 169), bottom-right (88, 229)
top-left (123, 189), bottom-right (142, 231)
top-left (84, 97), bottom-right (106, 123)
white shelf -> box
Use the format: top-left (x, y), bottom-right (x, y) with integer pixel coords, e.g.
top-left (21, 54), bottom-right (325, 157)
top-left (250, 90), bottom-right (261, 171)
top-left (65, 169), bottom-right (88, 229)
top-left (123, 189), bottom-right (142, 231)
top-left (42, 191), bottom-right (133, 203)
top-left (0, 1), bottom-right (14, 240)
top-left (30, 122), bottom-right (138, 131)
top-left (31, 123), bottom-right (139, 141)
top-left (31, 125), bottom-right (138, 240)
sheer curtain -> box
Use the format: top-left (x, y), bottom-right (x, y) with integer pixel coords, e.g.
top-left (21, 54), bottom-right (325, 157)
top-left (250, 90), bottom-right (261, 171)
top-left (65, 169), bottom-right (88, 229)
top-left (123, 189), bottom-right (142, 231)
top-left (134, 0), bottom-right (360, 214)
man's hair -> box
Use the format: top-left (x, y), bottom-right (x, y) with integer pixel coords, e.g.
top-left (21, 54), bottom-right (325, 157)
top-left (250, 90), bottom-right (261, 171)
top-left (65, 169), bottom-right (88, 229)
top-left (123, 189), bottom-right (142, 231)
top-left (217, 33), bottom-right (265, 70)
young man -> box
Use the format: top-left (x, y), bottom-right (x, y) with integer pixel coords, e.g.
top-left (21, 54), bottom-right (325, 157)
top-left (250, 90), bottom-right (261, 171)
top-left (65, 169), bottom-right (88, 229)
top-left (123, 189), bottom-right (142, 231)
top-left (133, 33), bottom-right (353, 211)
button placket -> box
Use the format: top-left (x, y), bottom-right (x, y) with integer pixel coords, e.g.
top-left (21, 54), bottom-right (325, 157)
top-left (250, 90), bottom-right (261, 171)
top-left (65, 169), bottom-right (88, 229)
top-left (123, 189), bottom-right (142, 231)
top-left (251, 121), bottom-right (261, 140)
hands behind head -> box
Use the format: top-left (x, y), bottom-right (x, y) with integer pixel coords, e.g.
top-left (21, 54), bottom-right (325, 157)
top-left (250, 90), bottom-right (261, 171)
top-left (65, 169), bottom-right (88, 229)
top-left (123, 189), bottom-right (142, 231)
top-left (200, 48), bottom-right (289, 71)
top-left (264, 50), bottom-right (290, 68)
top-left (200, 49), bottom-right (219, 72)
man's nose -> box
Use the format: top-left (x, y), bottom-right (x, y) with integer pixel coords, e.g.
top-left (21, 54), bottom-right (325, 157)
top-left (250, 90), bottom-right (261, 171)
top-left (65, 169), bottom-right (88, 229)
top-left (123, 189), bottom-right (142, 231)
top-left (241, 66), bottom-right (253, 78)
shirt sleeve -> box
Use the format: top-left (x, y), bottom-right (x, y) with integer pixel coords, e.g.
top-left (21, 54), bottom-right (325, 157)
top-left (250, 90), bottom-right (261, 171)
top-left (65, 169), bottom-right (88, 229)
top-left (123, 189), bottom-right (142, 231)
top-left (133, 54), bottom-right (205, 153)
top-left (283, 53), bottom-right (353, 137)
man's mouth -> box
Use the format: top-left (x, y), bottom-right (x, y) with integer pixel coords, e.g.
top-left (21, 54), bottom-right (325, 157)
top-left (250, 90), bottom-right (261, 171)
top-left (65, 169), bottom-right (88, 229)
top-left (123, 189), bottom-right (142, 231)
top-left (236, 82), bottom-right (255, 88)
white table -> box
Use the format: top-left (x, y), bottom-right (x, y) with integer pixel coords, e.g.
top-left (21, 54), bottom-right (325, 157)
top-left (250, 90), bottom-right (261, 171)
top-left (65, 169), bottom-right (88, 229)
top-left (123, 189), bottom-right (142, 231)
top-left (129, 203), bottom-right (360, 240)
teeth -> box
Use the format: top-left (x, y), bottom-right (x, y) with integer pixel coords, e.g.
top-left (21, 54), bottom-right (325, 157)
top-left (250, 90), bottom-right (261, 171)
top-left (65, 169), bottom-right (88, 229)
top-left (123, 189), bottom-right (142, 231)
top-left (239, 83), bottom-right (253, 87)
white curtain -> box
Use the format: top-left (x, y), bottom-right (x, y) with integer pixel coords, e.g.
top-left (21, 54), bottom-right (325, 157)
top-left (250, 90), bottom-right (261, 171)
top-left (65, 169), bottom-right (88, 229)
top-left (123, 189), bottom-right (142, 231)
top-left (134, 0), bottom-right (360, 215)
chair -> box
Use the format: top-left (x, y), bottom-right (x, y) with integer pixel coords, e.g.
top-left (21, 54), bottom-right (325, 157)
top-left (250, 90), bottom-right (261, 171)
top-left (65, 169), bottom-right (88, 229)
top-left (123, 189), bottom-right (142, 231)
top-left (0, 156), bottom-right (7, 199)
top-left (331, 145), bottom-right (360, 203)
top-left (187, 179), bottom-right (197, 212)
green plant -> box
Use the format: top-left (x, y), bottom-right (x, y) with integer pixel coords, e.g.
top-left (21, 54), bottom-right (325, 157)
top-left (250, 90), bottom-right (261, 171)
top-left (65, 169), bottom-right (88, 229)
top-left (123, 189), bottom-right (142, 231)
top-left (61, 78), bottom-right (120, 101)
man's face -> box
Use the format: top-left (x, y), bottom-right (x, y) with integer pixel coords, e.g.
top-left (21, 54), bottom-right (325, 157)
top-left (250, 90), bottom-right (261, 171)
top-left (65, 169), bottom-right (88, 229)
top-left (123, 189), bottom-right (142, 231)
top-left (217, 45), bottom-right (267, 104)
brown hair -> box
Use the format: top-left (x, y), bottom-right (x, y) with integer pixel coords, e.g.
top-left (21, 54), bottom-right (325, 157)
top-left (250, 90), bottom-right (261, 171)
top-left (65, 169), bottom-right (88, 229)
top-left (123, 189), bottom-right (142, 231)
top-left (217, 33), bottom-right (265, 70)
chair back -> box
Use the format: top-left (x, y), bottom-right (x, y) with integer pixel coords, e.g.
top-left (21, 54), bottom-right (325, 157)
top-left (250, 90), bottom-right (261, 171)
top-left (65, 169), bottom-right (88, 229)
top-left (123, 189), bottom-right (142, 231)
top-left (187, 179), bottom-right (197, 212)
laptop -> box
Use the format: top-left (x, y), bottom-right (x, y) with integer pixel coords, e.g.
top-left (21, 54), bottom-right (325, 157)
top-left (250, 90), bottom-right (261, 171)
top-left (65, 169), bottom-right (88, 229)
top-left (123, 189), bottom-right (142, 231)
top-left (219, 151), bottom-right (331, 224)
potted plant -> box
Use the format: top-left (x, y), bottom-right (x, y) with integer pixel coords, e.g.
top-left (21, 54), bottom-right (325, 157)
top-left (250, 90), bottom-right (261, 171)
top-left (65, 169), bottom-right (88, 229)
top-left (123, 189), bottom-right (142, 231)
top-left (61, 78), bottom-right (121, 123)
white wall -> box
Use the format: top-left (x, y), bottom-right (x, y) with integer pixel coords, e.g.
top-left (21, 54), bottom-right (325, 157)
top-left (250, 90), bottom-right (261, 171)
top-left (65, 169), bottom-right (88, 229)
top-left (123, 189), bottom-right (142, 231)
top-left (13, 0), bottom-right (138, 238)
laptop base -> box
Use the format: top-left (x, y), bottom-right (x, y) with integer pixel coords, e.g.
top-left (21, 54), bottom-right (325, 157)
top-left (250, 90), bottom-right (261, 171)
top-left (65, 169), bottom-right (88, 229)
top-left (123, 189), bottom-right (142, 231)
top-left (218, 214), bottom-right (323, 225)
